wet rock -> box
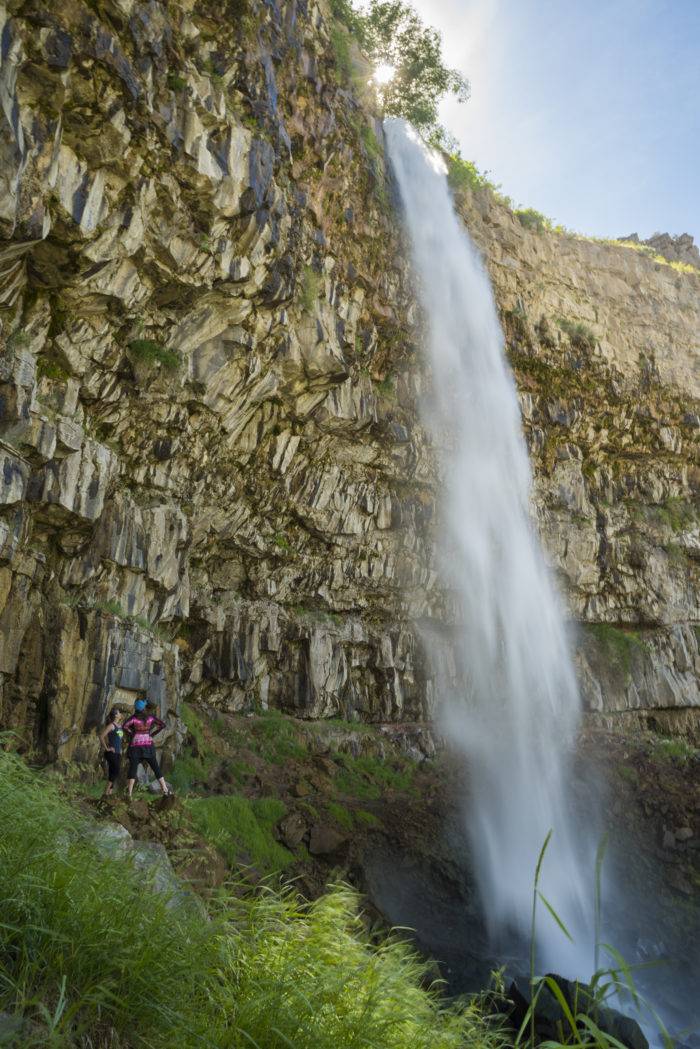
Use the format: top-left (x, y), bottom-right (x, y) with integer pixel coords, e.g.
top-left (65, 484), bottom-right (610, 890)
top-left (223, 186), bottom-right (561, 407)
top-left (278, 810), bottom-right (307, 848)
top-left (309, 823), bottom-right (347, 855)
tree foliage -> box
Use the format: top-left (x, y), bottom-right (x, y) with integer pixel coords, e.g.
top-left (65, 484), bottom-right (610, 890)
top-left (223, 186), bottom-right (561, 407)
top-left (332, 0), bottom-right (469, 134)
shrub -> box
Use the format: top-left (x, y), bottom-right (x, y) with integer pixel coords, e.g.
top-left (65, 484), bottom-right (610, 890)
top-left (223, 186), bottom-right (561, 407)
top-left (556, 317), bottom-right (597, 352)
top-left (515, 207), bottom-right (552, 233)
top-left (0, 749), bottom-right (511, 1049)
top-left (127, 338), bottom-right (180, 371)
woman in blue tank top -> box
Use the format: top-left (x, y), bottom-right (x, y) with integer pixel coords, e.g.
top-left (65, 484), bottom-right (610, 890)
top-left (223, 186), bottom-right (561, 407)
top-left (99, 707), bottom-right (125, 796)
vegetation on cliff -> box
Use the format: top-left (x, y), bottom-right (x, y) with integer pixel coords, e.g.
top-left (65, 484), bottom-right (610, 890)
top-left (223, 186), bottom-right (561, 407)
top-left (0, 749), bottom-right (504, 1049)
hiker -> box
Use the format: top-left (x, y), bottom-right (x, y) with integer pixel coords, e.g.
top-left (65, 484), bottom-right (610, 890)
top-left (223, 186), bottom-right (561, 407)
top-left (122, 697), bottom-right (171, 799)
top-left (99, 706), bottom-right (125, 797)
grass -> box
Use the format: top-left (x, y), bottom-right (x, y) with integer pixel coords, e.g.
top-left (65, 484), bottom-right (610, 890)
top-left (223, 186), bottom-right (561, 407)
top-left (326, 800), bottom-right (354, 831)
top-left (334, 753), bottom-right (416, 800)
top-left (127, 338), bottom-right (180, 372)
top-left (0, 749), bottom-right (506, 1048)
top-left (651, 737), bottom-right (697, 763)
top-left (185, 794), bottom-right (293, 874)
top-left (246, 709), bottom-right (307, 763)
top-left (587, 624), bottom-right (647, 678)
top-left (556, 317), bottom-right (597, 351)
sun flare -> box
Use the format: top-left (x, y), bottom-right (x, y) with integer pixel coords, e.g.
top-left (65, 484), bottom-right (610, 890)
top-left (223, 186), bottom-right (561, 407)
top-left (373, 62), bottom-right (396, 86)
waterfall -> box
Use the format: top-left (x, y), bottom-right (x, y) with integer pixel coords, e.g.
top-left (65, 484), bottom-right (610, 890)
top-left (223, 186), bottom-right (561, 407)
top-left (385, 119), bottom-right (592, 972)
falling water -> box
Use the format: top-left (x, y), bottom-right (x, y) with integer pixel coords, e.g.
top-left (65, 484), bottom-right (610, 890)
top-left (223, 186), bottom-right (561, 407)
top-left (385, 119), bottom-right (593, 972)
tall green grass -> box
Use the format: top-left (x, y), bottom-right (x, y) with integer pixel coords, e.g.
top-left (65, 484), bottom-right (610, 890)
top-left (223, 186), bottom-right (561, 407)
top-left (185, 794), bottom-right (294, 873)
top-left (0, 750), bottom-right (504, 1049)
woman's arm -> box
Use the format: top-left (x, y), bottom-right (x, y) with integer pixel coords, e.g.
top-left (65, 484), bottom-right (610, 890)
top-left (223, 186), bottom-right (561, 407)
top-left (149, 716), bottom-right (166, 737)
top-left (122, 717), bottom-right (135, 739)
top-left (99, 723), bottom-right (115, 751)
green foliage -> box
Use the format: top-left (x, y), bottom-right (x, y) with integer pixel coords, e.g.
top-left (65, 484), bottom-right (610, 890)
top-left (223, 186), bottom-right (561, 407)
top-left (0, 749), bottom-right (218, 1047)
top-left (224, 882), bottom-right (501, 1049)
top-left (6, 330), bottom-right (29, 349)
top-left (127, 338), bottom-right (180, 372)
top-left (334, 753), bottom-right (416, 800)
top-left (330, 21), bottom-right (355, 83)
top-left (169, 703), bottom-right (217, 793)
top-left (273, 532), bottom-right (291, 551)
top-left (186, 794), bottom-right (293, 873)
top-left (247, 709), bottom-right (307, 763)
top-left (167, 72), bottom-right (187, 91)
top-left (519, 833), bottom-right (671, 1049)
top-left (655, 496), bottom-right (696, 533)
top-left (36, 354), bottom-right (70, 381)
top-left (359, 0), bottom-right (469, 134)
top-left (0, 750), bottom-right (504, 1048)
top-left (556, 317), bottom-right (597, 351)
top-left (652, 737), bottom-right (697, 763)
top-left (587, 624), bottom-right (647, 677)
top-left (515, 207), bottom-right (553, 233)
top-left (97, 598), bottom-right (126, 618)
top-left (300, 264), bottom-right (320, 313)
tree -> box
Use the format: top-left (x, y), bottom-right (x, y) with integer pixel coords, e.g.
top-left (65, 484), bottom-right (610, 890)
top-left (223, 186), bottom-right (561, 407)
top-left (331, 0), bottom-right (470, 135)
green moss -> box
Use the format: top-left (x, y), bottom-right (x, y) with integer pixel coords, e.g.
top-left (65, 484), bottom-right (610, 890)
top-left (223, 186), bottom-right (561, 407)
top-left (617, 764), bottom-right (638, 785)
top-left (330, 22), bottom-right (353, 84)
top-left (128, 338), bottom-right (180, 372)
top-left (300, 265), bottom-right (320, 313)
top-left (6, 330), bottom-right (29, 350)
top-left (36, 354), bottom-right (70, 381)
top-left (185, 794), bottom-right (293, 873)
top-left (167, 72), bottom-right (188, 91)
top-left (587, 623), bottom-right (647, 677)
top-left (273, 533), bottom-right (291, 551)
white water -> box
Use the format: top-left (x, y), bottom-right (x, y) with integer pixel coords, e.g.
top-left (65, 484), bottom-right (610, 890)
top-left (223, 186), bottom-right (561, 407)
top-left (385, 119), bottom-right (593, 972)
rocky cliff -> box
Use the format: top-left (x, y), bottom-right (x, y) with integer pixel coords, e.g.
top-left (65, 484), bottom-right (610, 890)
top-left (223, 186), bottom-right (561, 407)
top-left (1, 0), bottom-right (698, 764)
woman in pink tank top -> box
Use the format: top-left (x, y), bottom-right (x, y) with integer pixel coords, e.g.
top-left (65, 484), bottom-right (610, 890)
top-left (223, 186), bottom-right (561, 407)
top-left (122, 696), bottom-right (171, 799)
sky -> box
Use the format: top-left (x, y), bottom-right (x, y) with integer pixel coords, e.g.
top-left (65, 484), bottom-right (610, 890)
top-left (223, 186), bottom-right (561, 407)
top-left (407, 0), bottom-right (700, 243)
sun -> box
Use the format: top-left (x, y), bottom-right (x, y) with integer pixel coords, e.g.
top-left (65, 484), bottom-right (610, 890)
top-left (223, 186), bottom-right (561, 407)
top-left (373, 63), bottom-right (396, 86)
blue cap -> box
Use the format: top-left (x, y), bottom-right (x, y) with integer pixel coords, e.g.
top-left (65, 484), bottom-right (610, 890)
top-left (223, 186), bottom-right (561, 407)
top-left (134, 699), bottom-right (147, 712)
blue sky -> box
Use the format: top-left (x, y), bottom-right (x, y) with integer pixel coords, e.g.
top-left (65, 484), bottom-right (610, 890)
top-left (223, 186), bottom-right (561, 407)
top-left (409, 0), bottom-right (700, 243)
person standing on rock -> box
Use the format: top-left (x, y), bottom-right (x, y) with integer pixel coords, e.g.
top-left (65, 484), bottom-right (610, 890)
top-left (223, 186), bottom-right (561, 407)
top-left (122, 697), bottom-right (171, 799)
top-left (99, 707), bottom-right (125, 797)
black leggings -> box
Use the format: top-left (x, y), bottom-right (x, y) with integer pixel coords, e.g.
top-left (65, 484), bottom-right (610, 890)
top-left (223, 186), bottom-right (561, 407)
top-left (104, 752), bottom-right (121, 783)
top-left (127, 745), bottom-right (162, 781)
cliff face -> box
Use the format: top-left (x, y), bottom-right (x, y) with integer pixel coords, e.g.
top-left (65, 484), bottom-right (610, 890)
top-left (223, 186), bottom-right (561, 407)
top-left (0, 0), bottom-right (698, 762)
top-left (458, 194), bottom-right (700, 734)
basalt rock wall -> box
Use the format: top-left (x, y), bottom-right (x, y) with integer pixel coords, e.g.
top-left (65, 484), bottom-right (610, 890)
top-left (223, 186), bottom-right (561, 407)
top-left (0, 0), bottom-right (698, 761)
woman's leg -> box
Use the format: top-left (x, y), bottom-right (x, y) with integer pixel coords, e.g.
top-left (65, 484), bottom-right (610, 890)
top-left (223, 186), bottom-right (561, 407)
top-left (144, 747), bottom-right (170, 795)
top-left (104, 753), bottom-right (120, 796)
top-left (127, 748), bottom-right (141, 798)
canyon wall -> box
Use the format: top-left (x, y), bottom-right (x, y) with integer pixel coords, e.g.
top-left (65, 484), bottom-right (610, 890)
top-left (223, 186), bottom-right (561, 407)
top-left (0, 0), bottom-right (698, 762)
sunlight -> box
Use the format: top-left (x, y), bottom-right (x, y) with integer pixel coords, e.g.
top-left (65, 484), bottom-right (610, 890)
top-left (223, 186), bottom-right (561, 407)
top-left (373, 62), bottom-right (396, 85)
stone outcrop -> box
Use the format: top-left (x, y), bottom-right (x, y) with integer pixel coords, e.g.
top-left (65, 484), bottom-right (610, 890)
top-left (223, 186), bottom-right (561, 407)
top-left (620, 232), bottom-right (700, 269)
top-left (0, 0), bottom-right (698, 758)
